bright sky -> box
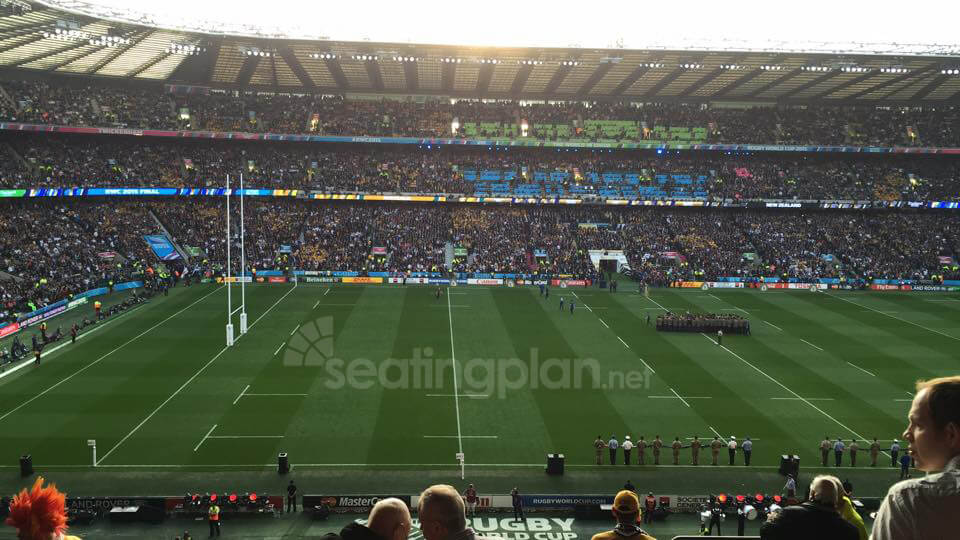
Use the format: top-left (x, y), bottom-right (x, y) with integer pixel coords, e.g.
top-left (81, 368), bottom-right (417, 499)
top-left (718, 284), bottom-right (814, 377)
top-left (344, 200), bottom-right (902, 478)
top-left (54, 0), bottom-right (960, 53)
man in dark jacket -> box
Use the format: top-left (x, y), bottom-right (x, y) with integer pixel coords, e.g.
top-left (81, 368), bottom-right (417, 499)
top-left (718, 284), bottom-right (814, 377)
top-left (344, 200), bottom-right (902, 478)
top-left (760, 475), bottom-right (858, 540)
top-left (325, 498), bottom-right (412, 540)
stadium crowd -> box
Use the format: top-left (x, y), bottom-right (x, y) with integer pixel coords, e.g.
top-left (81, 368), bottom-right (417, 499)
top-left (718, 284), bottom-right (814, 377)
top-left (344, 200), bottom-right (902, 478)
top-left (2, 78), bottom-right (959, 146)
top-left (2, 134), bottom-right (959, 202)
top-left (3, 199), bottom-right (958, 322)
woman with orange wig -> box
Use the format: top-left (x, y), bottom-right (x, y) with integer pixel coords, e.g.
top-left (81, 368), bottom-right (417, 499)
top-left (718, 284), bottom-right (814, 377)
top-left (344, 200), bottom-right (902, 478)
top-left (5, 477), bottom-right (81, 540)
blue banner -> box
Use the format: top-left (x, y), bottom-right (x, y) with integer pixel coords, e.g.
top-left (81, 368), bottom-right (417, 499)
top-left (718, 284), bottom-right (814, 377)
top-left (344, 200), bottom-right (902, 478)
top-left (144, 235), bottom-right (181, 260)
top-left (114, 280), bottom-right (143, 291)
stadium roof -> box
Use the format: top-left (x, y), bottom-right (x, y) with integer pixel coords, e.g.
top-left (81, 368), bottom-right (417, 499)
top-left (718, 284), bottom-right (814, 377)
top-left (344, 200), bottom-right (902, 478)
top-left (1, 1), bottom-right (959, 104)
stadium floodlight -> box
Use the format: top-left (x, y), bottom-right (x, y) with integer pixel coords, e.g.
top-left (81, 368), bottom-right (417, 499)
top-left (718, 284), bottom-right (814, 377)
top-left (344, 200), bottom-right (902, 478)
top-left (940, 68), bottom-right (960, 75)
top-left (309, 52), bottom-right (336, 60)
top-left (880, 67), bottom-right (909, 74)
top-left (803, 66), bottom-right (831, 72)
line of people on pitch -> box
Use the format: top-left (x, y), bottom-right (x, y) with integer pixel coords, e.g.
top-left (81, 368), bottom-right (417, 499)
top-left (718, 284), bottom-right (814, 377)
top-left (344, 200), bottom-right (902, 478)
top-left (818, 436), bottom-right (913, 474)
top-left (594, 434), bottom-right (754, 466)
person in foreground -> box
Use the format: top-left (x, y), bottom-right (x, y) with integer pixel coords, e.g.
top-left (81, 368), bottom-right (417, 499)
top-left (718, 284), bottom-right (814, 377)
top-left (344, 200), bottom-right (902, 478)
top-left (590, 490), bottom-right (655, 540)
top-left (326, 498), bottom-right (412, 540)
top-left (5, 477), bottom-right (81, 540)
top-left (872, 375), bottom-right (960, 540)
top-left (417, 485), bottom-right (490, 540)
top-left (758, 474), bottom-right (857, 540)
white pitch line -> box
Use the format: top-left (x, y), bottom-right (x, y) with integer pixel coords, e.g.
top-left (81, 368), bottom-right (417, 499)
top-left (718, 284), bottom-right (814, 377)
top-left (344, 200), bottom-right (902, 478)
top-left (824, 291), bottom-right (960, 342)
top-left (426, 394), bottom-right (489, 399)
top-left (894, 399), bottom-right (913, 402)
top-left (598, 318), bottom-right (610, 329)
top-left (232, 384), bottom-right (250, 405)
top-left (771, 397), bottom-right (835, 401)
top-left (571, 291), bottom-right (592, 312)
top-left (313, 300), bottom-right (320, 309)
top-left (193, 424), bottom-right (218, 452)
top-left (709, 426), bottom-right (724, 439)
top-left (207, 435), bottom-right (284, 439)
top-left (0, 300), bottom-right (149, 382)
top-left (324, 287), bottom-right (331, 296)
top-left (290, 324), bottom-right (299, 336)
top-left (763, 320), bottom-right (783, 331)
top-left (244, 393), bottom-right (308, 397)
top-left (0, 285), bottom-right (224, 421)
top-left (800, 339), bottom-right (824, 351)
top-left (273, 343), bottom-right (284, 356)
top-left (649, 395), bottom-right (711, 399)
top-left (423, 435), bottom-right (498, 439)
top-left (446, 288), bottom-right (465, 462)
top-left (636, 357), bottom-right (656, 374)
top-left (703, 333), bottom-right (885, 453)
top-left (617, 336), bottom-right (630, 348)
top-left (846, 362), bottom-right (877, 377)
top-left (97, 282), bottom-right (298, 465)
top-left (708, 294), bottom-right (722, 301)
top-left (670, 387), bottom-right (692, 408)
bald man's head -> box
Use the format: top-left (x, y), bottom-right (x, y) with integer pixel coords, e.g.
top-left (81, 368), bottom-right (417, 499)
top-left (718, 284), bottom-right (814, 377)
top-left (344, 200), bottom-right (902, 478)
top-left (368, 498), bottom-right (412, 540)
top-left (418, 484), bottom-right (466, 540)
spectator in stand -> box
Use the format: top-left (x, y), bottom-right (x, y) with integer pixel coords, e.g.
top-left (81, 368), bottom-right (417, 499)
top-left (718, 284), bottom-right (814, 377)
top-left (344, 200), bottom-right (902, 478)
top-left (872, 376), bottom-right (960, 540)
top-left (590, 490), bottom-right (656, 540)
top-left (759, 475), bottom-right (858, 540)
top-left (2, 79), bottom-right (957, 146)
top-left (417, 485), bottom-right (491, 540)
top-left (324, 498), bottom-right (412, 540)
top-left (5, 476), bottom-right (82, 540)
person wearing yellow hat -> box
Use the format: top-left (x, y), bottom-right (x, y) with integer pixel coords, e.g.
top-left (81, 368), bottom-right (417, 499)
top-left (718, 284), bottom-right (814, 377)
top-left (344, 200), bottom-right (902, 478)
top-left (590, 490), bottom-right (656, 540)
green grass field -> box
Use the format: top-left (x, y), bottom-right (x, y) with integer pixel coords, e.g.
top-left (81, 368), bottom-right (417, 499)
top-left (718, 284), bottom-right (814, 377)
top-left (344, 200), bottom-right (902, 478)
top-left (0, 282), bottom-right (957, 497)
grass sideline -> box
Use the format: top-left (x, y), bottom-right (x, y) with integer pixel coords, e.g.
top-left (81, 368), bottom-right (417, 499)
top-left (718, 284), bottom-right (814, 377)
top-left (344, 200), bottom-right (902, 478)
top-left (0, 282), bottom-right (956, 499)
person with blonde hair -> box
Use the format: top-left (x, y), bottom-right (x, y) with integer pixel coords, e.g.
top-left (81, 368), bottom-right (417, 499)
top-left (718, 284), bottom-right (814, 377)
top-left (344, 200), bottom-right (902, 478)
top-left (872, 376), bottom-right (960, 540)
top-left (5, 477), bottom-right (81, 540)
top-left (759, 475), bottom-right (857, 539)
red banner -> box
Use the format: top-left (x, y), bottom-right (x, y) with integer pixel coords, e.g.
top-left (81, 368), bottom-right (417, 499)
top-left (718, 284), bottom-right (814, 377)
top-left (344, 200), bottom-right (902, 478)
top-left (0, 322), bottom-right (20, 339)
top-left (268, 277), bottom-right (287, 283)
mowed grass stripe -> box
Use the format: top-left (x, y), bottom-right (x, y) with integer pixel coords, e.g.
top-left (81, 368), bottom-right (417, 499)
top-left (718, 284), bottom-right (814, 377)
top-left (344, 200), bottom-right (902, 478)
top-left (172, 284), bottom-right (347, 466)
top-left (820, 291), bottom-right (960, 345)
top-left (94, 285), bottom-right (293, 464)
top-left (0, 285), bottom-right (231, 465)
top-left (447, 288), bottom-right (552, 466)
top-left (719, 291), bottom-right (936, 402)
top-left (600, 291), bottom-right (806, 464)
top-left (368, 287), bottom-right (459, 464)
top-left (661, 289), bottom-right (902, 447)
top-left (0, 286), bottom-right (218, 407)
top-left (490, 288), bottom-right (630, 465)
top-left (834, 291), bottom-right (960, 329)
top-left (280, 285), bottom-right (401, 464)
top-left (550, 290), bottom-right (718, 451)
top-left (786, 291), bottom-right (959, 376)
top-left (94, 284), bottom-right (300, 466)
